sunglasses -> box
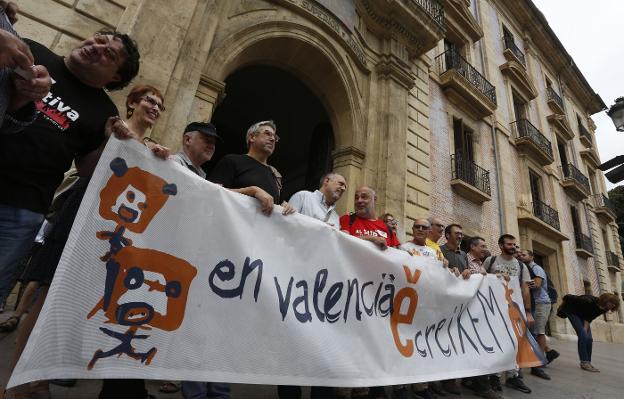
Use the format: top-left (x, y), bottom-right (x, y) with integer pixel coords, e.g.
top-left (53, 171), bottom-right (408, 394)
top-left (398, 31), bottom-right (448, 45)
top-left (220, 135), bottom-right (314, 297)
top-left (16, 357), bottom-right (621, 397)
top-left (412, 225), bottom-right (430, 231)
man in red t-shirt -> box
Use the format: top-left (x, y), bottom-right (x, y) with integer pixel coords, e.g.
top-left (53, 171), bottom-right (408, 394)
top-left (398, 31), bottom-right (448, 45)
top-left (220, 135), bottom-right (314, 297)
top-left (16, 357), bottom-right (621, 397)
top-left (340, 186), bottom-right (400, 250)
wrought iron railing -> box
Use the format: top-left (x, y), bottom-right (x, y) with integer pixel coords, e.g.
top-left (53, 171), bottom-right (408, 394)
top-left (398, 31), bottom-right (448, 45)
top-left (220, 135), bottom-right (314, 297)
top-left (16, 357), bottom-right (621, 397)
top-left (605, 250), bottom-right (620, 267)
top-left (503, 35), bottom-right (526, 66)
top-left (451, 154), bottom-right (491, 196)
top-left (512, 119), bottom-right (554, 160)
top-left (562, 163), bottom-right (591, 193)
top-left (592, 194), bottom-right (616, 212)
top-left (436, 49), bottom-right (497, 105)
top-left (547, 86), bottom-right (564, 110)
top-left (578, 123), bottom-right (592, 143)
top-left (532, 200), bottom-right (560, 230)
top-left (575, 232), bottom-right (594, 254)
top-left (406, 0), bottom-right (445, 29)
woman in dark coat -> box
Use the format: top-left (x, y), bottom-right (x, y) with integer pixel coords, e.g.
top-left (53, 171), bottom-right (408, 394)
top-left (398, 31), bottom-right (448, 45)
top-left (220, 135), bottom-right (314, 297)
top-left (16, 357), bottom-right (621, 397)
top-left (558, 292), bottom-right (620, 372)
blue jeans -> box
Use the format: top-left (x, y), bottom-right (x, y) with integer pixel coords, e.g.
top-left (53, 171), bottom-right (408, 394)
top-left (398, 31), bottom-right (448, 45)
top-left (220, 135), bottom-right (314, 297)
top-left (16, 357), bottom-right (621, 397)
top-left (181, 382), bottom-right (230, 399)
top-left (0, 204), bottom-right (44, 305)
top-left (568, 313), bottom-right (592, 362)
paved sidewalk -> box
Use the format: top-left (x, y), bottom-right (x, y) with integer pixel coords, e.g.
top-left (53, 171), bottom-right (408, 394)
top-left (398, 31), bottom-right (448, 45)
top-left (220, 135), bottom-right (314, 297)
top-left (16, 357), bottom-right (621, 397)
top-left (1, 311), bottom-right (623, 398)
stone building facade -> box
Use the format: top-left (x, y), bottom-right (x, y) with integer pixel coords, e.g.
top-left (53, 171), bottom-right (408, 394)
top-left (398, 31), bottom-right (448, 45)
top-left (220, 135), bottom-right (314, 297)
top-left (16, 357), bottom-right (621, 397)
top-left (12, 0), bottom-right (623, 341)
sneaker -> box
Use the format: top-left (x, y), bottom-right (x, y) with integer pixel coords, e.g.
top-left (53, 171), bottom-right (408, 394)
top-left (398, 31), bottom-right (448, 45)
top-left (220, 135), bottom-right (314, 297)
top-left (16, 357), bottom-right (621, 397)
top-left (546, 349), bottom-right (560, 364)
top-left (530, 368), bottom-right (551, 380)
top-left (474, 389), bottom-right (505, 399)
top-left (441, 380), bottom-right (460, 395)
top-left (489, 375), bottom-right (502, 392)
top-left (580, 362), bottom-right (600, 372)
top-left (505, 376), bottom-right (531, 394)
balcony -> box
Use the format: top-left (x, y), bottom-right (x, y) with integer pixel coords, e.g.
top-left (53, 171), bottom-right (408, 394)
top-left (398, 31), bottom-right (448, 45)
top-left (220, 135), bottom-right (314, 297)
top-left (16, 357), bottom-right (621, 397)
top-left (605, 250), bottom-right (621, 271)
top-left (578, 123), bottom-right (592, 147)
top-left (450, 154), bottom-right (492, 203)
top-left (547, 86), bottom-right (565, 115)
top-left (574, 232), bottom-right (594, 259)
top-left (437, 49), bottom-right (497, 119)
top-left (580, 148), bottom-right (601, 170)
top-left (359, 0), bottom-right (446, 57)
top-left (499, 38), bottom-right (537, 102)
top-left (503, 35), bottom-right (526, 66)
top-left (561, 163), bottom-right (591, 200)
top-left (518, 199), bottom-right (567, 241)
top-left (592, 194), bottom-right (617, 224)
top-left (512, 119), bottom-right (554, 166)
top-left (546, 114), bottom-right (574, 140)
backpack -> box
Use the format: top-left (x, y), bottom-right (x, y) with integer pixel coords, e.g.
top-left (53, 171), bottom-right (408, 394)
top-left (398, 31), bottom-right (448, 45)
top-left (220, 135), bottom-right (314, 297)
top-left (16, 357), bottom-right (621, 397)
top-left (544, 271), bottom-right (558, 303)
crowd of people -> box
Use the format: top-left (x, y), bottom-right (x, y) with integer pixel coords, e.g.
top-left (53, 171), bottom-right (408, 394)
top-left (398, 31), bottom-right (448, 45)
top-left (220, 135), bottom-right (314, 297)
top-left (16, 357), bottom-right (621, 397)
top-left (0, 2), bottom-right (621, 399)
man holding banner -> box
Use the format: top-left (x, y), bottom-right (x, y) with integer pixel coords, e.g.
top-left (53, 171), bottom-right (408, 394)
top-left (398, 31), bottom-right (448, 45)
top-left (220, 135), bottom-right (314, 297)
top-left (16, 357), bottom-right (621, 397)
top-left (339, 186), bottom-right (400, 251)
top-left (277, 173), bottom-right (347, 399)
top-left (484, 235), bottom-right (534, 394)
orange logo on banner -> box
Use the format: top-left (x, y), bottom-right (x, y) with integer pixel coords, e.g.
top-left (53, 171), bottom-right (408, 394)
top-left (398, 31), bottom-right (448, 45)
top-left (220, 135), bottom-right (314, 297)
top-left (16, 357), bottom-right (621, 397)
top-left (86, 158), bottom-right (197, 370)
top-left (390, 265), bottom-right (421, 357)
top-left (502, 283), bottom-right (542, 367)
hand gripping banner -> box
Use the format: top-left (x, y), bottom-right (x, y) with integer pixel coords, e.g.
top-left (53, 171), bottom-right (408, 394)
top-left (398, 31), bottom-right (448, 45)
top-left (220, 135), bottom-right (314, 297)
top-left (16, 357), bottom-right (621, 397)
top-left (9, 138), bottom-right (543, 388)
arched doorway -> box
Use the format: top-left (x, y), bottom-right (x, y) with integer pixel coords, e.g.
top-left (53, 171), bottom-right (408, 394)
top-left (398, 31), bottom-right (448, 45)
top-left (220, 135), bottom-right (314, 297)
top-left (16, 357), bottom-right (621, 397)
top-left (209, 64), bottom-right (335, 201)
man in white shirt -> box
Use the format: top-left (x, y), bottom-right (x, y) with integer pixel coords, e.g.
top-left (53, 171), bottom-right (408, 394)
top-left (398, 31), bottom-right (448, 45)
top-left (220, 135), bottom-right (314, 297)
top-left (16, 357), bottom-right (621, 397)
top-left (288, 172), bottom-right (347, 228)
top-left (400, 218), bottom-right (437, 258)
top-left (279, 172), bottom-right (346, 399)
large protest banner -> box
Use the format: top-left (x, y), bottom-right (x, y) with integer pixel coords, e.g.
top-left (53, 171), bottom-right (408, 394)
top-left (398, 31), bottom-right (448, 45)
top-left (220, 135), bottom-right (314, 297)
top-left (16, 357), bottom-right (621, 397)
top-left (9, 138), bottom-right (543, 388)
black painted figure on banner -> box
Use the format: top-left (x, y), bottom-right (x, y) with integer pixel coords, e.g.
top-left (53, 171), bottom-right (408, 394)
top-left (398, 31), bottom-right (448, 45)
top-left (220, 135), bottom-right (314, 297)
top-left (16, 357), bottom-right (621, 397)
top-left (87, 158), bottom-right (197, 370)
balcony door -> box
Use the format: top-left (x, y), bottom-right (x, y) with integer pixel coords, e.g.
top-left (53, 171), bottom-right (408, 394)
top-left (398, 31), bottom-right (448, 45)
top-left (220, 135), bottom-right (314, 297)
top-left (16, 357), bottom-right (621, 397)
top-left (529, 170), bottom-right (542, 203)
top-left (557, 138), bottom-right (569, 166)
top-left (454, 118), bottom-right (474, 163)
top-left (570, 205), bottom-right (581, 238)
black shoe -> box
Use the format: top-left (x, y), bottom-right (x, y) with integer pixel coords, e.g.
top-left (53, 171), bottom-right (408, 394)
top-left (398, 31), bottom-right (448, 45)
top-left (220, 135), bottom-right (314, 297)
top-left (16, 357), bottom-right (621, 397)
top-left (412, 388), bottom-right (433, 399)
top-left (474, 389), bottom-right (504, 399)
top-left (546, 349), bottom-right (560, 364)
top-left (462, 377), bottom-right (492, 394)
top-left (429, 382), bottom-right (446, 396)
top-left (50, 379), bottom-right (77, 387)
top-left (531, 367), bottom-right (551, 380)
top-left (441, 381), bottom-right (460, 395)
top-left (392, 388), bottom-right (413, 399)
top-left (489, 375), bottom-right (502, 392)
top-left (505, 376), bottom-right (531, 394)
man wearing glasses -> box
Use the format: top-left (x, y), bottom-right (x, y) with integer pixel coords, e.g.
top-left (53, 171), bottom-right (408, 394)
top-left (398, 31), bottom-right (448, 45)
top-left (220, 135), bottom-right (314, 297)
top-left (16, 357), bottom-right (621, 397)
top-left (210, 120), bottom-right (294, 216)
top-left (400, 219), bottom-right (437, 258)
top-left (426, 217), bottom-right (446, 262)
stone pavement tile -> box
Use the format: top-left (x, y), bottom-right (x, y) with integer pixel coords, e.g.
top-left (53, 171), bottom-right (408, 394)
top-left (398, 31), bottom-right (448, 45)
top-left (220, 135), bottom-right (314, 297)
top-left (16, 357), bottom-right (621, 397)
top-left (1, 335), bottom-right (623, 399)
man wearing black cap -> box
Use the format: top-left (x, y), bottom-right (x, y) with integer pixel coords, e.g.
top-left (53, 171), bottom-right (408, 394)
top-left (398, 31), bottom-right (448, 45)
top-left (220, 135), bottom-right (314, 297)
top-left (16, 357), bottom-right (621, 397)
top-left (171, 121), bottom-right (220, 177)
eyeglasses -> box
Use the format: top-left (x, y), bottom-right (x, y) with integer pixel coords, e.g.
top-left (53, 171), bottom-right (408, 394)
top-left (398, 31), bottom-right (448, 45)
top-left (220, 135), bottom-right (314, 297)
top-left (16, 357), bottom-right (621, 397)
top-left (141, 96), bottom-right (165, 112)
top-left (412, 224), bottom-right (430, 231)
top-left (257, 129), bottom-right (280, 143)
top-left (432, 223), bottom-right (444, 229)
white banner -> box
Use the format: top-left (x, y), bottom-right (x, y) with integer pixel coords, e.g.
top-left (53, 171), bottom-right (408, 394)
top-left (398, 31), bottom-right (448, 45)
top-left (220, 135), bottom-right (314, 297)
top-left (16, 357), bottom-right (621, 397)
top-left (9, 138), bottom-right (543, 388)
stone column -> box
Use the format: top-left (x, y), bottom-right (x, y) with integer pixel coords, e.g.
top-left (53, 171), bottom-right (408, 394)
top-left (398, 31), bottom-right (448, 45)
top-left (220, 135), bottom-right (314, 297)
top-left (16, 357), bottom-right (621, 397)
top-left (332, 146), bottom-right (366, 215)
top-left (370, 37), bottom-right (416, 237)
top-left (113, 0), bottom-right (228, 150)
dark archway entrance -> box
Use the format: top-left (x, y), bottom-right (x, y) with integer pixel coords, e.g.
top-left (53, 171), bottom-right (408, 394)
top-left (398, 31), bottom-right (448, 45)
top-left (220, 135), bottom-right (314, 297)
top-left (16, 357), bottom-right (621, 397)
top-left (209, 65), bottom-right (334, 201)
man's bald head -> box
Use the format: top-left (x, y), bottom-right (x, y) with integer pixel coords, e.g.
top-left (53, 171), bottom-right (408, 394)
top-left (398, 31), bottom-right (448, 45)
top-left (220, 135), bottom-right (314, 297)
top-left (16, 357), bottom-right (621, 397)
top-left (354, 186), bottom-right (377, 219)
